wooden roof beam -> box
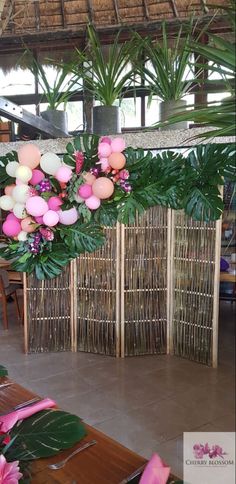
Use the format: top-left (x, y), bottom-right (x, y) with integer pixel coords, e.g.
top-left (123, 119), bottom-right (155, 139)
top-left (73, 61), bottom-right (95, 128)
top-left (113, 0), bottom-right (120, 23)
top-left (60, 0), bottom-right (67, 28)
top-left (200, 0), bottom-right (209, 14)
top-left (170, 0), bottom-right (179, 18)
top-left (143, 0), bottom-right (150, 21)
top-left (87, 0), bottom-right (94, 23)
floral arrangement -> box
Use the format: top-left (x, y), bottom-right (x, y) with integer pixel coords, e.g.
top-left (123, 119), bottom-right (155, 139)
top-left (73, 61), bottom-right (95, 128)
top-left (0, 136), bottom-right (235, 279)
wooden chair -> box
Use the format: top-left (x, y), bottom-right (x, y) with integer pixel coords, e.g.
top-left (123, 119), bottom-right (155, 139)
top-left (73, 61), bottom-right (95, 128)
top-left (0, 269), bottom-right (22, 329)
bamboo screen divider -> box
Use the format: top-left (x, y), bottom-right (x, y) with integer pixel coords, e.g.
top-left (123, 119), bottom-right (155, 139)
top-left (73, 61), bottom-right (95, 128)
top-left (24, 207), bottom-right (221, 366)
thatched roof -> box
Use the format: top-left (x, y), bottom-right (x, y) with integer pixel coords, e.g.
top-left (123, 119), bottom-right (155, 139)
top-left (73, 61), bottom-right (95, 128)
top-left (0, 0), bottom-right (231, 42)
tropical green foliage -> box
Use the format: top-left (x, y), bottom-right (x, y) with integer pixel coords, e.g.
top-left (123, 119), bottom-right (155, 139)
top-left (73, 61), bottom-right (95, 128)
top-left (0, 365), bottom-right (8, 377)
top-left (72, 25), bottom-right (138, 105)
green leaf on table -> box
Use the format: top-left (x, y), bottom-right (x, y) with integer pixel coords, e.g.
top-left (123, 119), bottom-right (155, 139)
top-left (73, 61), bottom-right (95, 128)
top-left (0, 365), bottom-right (8, 377)
top-left (6, 409), bottom-right (87, 461)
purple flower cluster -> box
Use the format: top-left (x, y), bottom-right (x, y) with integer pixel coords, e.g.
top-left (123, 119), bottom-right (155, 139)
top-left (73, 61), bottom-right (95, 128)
top-left (90, 167), bottom-right (99, 177)
top-left (38, 178), bottom-right (51, 193)
top-left (120, 180), bottom-right (132, 192)
top-left (28, 233), bottom-right (42, 254)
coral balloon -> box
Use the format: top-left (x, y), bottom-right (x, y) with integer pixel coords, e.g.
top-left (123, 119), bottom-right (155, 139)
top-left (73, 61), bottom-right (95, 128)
top-left (6, 161), bottom-right (19, 177)
top-left (55, 166), bottom-right (72, 183)
top-left (83, 172), bottom-right (96, 185)
top-left (30, 169), bottom-right (45, 186)
top-left (43, 210), bottom-right (59, 227)
top-left (58, 208), bottom-right (78, 225)
top-left (15, 165), bottom-right (32, 183)
top-left (18, 144), bottom-right (41, 169)
top-left (111, 137), bottom-right (126, 153)
top-left (0, 195), bottom-right (15, 211)
top-left (78, 184), bottom-right (93, 199)
top-left (48, 197), bottom-right (63, 211)
top-left (98, 142), bottom-right (112, 158)
top-left (12, 185), bottom-right (29, 203)
top-left (13, 203), bottom-right (26, 219)
top-left (26, 196), bottom-right (48, 217)
top-left (21, 217), bottom-right (36, 233)
top-left (2, 219), bottom-right (21, 237)
top-left (92, 178), bottom-right (114, 199)
top-left (18, 231), bottom-right (28, 242)
top-left (4, 185), bottom-right (15, 196)
top-left (85, 195), bottom-right (101, 210)
top-left (40, 152), bottom-right (62, 175)
top-left (108, 152), bottom-right (126, 170)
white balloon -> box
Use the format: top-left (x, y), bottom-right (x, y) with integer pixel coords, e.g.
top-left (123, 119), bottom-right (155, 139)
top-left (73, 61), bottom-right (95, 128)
top-left (13, 203), bottom-right (27, 219)
top-left (0, 195), bottom-right (15, 211)
top-left (12, 184), bottom-right (30, 203)
top-left (18, 230), bottom-right (28, 241)
top-left (6, 161), bottom-right (19, 177)
top-left (15, 165), bottom-right (32, 183)
top-left (40, 152), bottom-right (62, 176)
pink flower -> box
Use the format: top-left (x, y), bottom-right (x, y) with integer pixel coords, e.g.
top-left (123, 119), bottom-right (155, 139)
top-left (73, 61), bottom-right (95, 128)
top-left (0, 455), bottom-right (22, 484)
top-left (119, 169), bottom-right (130, 180)
top-left (75, 151), bottom-right (84, 174)
top-left (193, 444), bottom-right (205, 459)
top-left (99, 136), bottom-right (111, 144)
top-left (209, 445), bottom-right (226, 459)
top-left (39, 227), bottom-right (54, 241)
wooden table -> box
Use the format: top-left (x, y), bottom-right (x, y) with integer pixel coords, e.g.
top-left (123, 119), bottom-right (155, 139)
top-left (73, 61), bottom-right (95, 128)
top-left (220, 271), bottom-right (236, 283)
top-left (0, 378), bottom-right (179, 484)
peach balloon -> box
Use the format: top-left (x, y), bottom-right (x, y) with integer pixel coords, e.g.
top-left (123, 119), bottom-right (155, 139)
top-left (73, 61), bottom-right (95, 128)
top-left (92, 177), bottom-right (114, 200)
top-left (83, 172), bottom-right (96, 185)
top-left (108, 152), bottom-right (126, 170)
top-left (21, 217), bottom-right (36, 233)
top-left (18, 144), bottom-right (41, 169)
top-left (4, 184), bottom-right (15, 196)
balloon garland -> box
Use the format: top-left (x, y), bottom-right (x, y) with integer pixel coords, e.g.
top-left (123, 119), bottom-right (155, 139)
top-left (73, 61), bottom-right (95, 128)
top-left (0, 136), bottom-right (235, 279)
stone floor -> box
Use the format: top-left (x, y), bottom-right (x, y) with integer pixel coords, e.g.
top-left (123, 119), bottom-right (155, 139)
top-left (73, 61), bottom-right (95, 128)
top-left (0, 299), bottom-right (235, 479)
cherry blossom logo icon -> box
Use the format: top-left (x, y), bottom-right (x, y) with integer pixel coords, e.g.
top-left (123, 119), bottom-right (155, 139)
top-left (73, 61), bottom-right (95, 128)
top-left (193, 443), bottom-right (227, 459)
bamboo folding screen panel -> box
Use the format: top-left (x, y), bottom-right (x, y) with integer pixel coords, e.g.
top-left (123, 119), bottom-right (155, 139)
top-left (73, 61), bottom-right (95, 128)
top-left (24, 207), bottom-right (221, 366)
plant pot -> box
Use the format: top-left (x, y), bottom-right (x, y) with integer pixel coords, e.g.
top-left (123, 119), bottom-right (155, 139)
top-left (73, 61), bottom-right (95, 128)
top-left (41, 110), bottom-right (68, 134)
top-left (160, 100), bottom-right (188, 130)
top-left (92, 106), bottom-right (121, 135)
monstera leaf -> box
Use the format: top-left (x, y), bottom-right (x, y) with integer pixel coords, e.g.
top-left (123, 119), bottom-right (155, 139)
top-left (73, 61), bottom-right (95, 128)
top-left (6, 409), bottom-right (87, 461)
top-left (0, 151), bottom-right (17, 188)
top-left (59, 222), bottom-right (105, 254)
top-left (184, 185), bottom-right (224, 222)
top-left (0, 365), bottom-right (8, 377)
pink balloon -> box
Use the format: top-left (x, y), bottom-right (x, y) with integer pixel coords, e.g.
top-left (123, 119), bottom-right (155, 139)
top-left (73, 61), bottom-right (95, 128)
top-left (30, 169), bottom-right (45, 186)
top-left (58, 208), bottom-right (78, 225)
top-left (85, 195), bottom-right (101, 210)
top-left (78, 184), bottom-right (93, 199)
top-left (99, 158), bottom-right (110, 171)
top-left (4, 184), bottom-right (15, 196)
top-left (16, 179), bottom-right (24, 185)
top-left (111, 137), bottom-right (126, 153)
top-left (26, 196), bottom-right (48, 217)
top-left (98, 142), bottom-right (112, 158)
top-left (35, 216), bottom-right (44, 224)
top-left (18, 144), bottom-right (41, 169)
top-left (100, 136), bottom-right (111, 145)
top-left (43, 210), bottom-right (59, 227)
top-left (55, 166), bottom-right (72, 183)
top-left (48, 196), bottom-right (63, 211)
top-left (6, 213), bottom-right (20, 222)
top-left (2, 219), bottom-right (21, 237)
top-left (21, 216), bottom-right (36, 233)
top-left (92, 177), bottom-right (114, 199)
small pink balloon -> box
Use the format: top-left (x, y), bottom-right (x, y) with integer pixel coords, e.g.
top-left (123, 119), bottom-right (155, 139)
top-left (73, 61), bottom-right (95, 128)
top-left (100, 136), bottom-right (111, 145)
top-left (55, 166), bottom-right (72, 183)
top-left (83, 172), bottom-right (96, 185)
top-left (4, 184), bottom-right (15, 196)
top-left (92, 177), bottom-right (114, 200)
top-left (78, 184), bottom-right (93, 199)
top-left (99, 158), bottom-right (110, 171)
top-left (21, 216), bottom-right (36, 233)
top-left (26, 196), bottom-right (48, 217)
top-left (35, 216), bottom-right (44, 224)
top-left (111, 137), bottom-right (126, 153)
top-left (30, 169), bottom-right (45, 186)
top-left (85, 195), bottom-right (101, 210)
top-left (2, 219), bottom-right (21, 237)
top-left (48, 196), bottom-right (63, 211)
top-left (18, 144), bottom-right (41, 169)
top-left (58, 208), bottom-right (78, 225)
top-left (43, 210), bottom-right (59, 227)
top-left (6, 213), bottom-right (20, 222)
top-left (98, 142), bottom-right (112, 158)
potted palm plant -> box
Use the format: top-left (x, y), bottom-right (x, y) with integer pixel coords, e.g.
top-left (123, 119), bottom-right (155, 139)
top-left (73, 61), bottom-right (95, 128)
top-left (27, 53), bottom-right (79, 133)
top-left (72, 25), bottom-right (138, 135)
top-left (140, 21), bottom-right (197, 130)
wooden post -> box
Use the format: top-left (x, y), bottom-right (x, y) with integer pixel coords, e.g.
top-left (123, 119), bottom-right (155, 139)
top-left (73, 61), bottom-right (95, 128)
top-left (120, 223), bottom-right (125, 358)
top-left (167, 209), bottom-right (174, 354)
top-left (212, 188), bottom-right (223, 368)
top-left (23, 272), bottom-right (28, 354)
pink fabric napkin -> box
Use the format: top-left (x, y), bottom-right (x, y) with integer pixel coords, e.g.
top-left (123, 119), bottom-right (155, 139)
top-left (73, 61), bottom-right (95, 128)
top-left (140, 453), bottom-right (171, 484)
top-left (0, 398), bottom-right (56, 433)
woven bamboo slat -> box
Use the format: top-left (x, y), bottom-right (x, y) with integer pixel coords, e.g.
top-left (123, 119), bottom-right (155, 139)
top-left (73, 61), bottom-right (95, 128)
top-left (25, 265), bottom-right (72, 353)
top-left (172, 210), bottom-right (216, 365)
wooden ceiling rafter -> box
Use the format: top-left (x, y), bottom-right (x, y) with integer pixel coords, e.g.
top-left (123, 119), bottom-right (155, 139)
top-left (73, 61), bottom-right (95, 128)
top-left (113, 0), bottom-right (120, 23)
top-left (34, 0), bottom-right (40, 31)
top-left (169, 0), bottom-right (179, 18)
top-left (60, 0), bottom-right (67, 29)
top-left (87, 0), bottom-right (94, 23)
top-left (142, 0), bottom-right (150, 21)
